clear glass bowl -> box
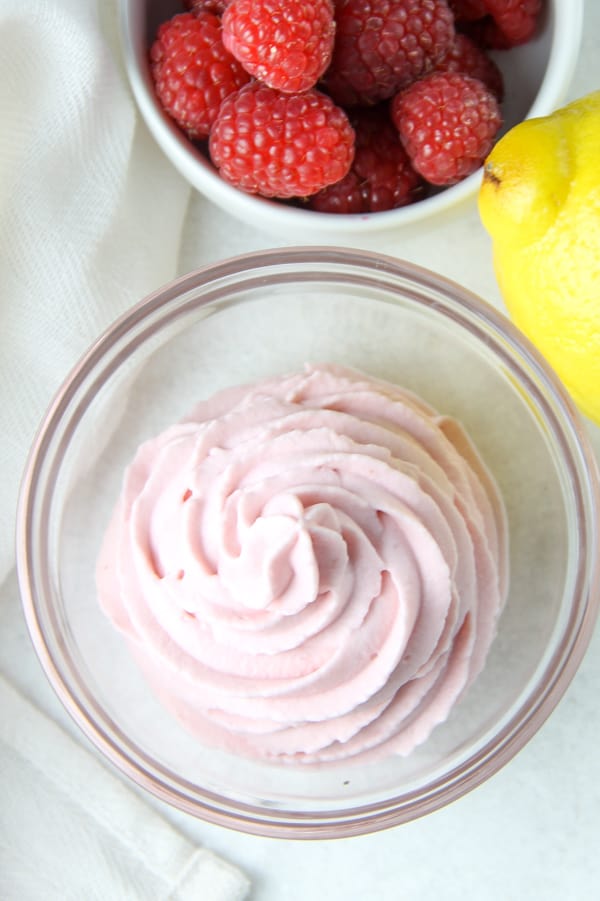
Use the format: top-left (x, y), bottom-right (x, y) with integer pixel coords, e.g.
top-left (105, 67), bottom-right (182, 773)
top-left (17, 248), bottom-right (600, 838)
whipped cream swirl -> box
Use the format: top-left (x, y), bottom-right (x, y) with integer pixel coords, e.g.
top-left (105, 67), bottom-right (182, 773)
top-left (97, 364), bottom-right (508, 763)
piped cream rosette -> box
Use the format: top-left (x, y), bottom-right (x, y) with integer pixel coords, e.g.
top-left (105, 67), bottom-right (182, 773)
top-left (97, 364), bottom-right (508, 763)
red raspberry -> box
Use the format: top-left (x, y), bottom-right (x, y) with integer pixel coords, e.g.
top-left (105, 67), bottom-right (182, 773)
top-left (309, 106), bottom-right (424, 213)
top-left (435, 32), bottom-right (504, 100)
top-left (307, 171), bottom-right (365, 214)
top-left (323, 0), bottom-right (455, 107)
top-left (209, 83), bottom-right (355, 198)
top-left (222, 0), bottom-right (335, 94)
top-left (456, 16), bottom-right (504, 49)
top-left (150, 12), bottom-right (250, 139)
top-left (482, 0), bottom-right (542, 46)
top-left (391, 71), bottom-right (502, 186)
top-left (448, 0), bottom-right (488, 20)
top-left (460, 0), bottom-right (542, 48)
top-left (183, 0), bottom-right (231, 14)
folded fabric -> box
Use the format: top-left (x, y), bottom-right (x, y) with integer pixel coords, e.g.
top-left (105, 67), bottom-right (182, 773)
top-left (0, 0), bottom-right (190, 580)
top-left (0, 674), bottom-right (250, 901)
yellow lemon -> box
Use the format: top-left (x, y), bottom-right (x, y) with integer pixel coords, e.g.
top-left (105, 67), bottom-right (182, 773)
top-left (478, 90), bottom-right (600, 425)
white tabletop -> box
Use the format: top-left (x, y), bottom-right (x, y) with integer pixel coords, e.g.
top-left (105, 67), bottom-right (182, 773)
top-left (2, 2), bottom-right (600, 899)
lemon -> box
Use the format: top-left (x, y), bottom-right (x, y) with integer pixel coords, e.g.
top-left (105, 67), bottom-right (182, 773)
top-left (478, 90), bottom-right (600, 425)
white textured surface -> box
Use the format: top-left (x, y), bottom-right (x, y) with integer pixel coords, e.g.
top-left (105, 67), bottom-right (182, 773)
top-left (1, 1), bottom-right (600, 899)
top-left (0, 674), bottom-right (250, 901)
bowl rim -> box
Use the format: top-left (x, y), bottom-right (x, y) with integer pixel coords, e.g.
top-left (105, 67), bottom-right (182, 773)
top-left (16, 247), bottom-right (600, 838)
top-left (118, 0), bottom-right (584, 235)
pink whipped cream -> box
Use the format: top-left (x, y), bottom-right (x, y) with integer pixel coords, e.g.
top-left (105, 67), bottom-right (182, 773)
top-left (97, 364), bottom-right (508, 764)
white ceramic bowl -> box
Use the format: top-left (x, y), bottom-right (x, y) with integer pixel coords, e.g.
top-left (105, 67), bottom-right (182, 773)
top-left (120, 0), bottom-right (582, 241)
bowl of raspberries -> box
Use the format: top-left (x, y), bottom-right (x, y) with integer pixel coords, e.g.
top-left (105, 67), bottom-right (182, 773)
top-left (121, 0), bottom-right (582, 239)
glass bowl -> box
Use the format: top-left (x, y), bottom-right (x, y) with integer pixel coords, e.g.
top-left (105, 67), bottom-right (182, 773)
top-left (120, 0), bottom-right (583, 242)
top-left (17, 248), bottom-right (600, 838)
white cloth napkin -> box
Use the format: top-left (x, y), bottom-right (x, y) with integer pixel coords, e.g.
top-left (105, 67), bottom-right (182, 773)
top-left (0, 674), bottom-right (250, 901)
top-left (0, 1), bottom-right (252, 896)
top-left (0, 0), bottom-right (191, 580)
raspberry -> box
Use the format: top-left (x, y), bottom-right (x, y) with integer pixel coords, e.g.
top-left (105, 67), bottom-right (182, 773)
top-left (307, 171), bottom-right (365, 214)
top-left (448, 0), bottom-right (488, 20)
top-left (183, 0), bottom-right (231, 14)
top-left (323, 0), bottom-right (456, 107)
top-left (435, 32), bottom-right (504, 100)
top-left (150, 12), bottom-right (250, 139)
top-left (222, 0), bottom-right (335, 94)
top-left (460, 0), bottom-right (542, 48)
top-left (391, 71), bottom-right (502, 186)
top-left (483, 0), bottom-right (542, 46)
top-left (309, 106), bottom-right (424, 213)
top-left (209, 83), bottom-right (355, 198)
